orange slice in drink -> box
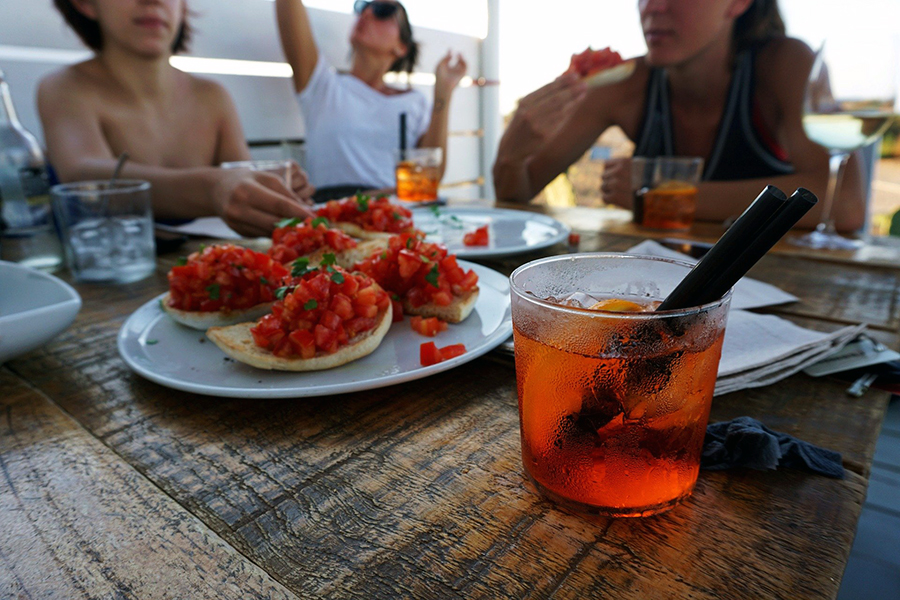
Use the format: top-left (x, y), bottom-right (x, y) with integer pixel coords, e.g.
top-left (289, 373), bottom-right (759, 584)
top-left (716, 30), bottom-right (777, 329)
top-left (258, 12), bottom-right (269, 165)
top-left (588, 298), bottom-right (648, 312)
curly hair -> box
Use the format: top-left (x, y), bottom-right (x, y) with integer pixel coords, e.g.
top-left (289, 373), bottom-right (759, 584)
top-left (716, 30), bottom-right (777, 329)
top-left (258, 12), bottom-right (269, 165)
top-left (388, 2), bottom-right (418, 74)
top-left (52, 0), bottom-right (191, 54)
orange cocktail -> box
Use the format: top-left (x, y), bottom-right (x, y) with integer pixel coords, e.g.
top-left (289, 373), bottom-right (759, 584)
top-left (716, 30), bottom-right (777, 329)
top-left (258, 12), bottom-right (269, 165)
top-left (509, 254), bottom-right (731, 517)
top-left (395, 148), bottom-right (442, 202)
top-left (642, 180), bottom-right (697, 230)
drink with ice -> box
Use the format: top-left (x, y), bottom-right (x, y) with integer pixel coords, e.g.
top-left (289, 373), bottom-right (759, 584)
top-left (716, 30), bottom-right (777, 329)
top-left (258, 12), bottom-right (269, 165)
top-left (52, 180), bottom-right (156, 283)
top-left (510, 254), bottom-right (731, 516)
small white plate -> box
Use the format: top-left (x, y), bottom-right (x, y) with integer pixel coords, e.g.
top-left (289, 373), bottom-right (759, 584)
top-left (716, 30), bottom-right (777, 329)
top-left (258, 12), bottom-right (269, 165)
top-left (0, 261), bottom-right (82, 364)
top-left (411, 207), bottom-right (570, 259)
top-left (117, 261), bottom-right (512, 398)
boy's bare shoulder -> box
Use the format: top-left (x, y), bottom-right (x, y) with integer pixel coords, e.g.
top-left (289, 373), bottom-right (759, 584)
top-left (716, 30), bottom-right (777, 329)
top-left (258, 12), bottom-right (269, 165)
top-left (38, 60), bottom-right (108, 109)
top-left (185, 74), bottom-right (236, 109)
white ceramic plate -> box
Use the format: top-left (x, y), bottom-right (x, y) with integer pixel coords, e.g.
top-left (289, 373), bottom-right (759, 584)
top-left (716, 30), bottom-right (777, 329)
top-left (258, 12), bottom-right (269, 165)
top-left (0, 261), bottom-right (82, 364)
top-left (411, 207), bottom-right (570, 259)
top-left (117, 261), bottom-right (512, 398)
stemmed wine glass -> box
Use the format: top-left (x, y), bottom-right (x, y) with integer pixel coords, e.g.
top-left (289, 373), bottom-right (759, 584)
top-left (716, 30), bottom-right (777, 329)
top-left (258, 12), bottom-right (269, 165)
top-left (791, 41), bottom-right (898, 250)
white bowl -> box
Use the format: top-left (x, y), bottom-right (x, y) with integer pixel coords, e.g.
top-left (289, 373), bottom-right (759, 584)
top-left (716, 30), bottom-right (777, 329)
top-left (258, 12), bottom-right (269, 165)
top-left (0, 261), bottom-right (82, 364)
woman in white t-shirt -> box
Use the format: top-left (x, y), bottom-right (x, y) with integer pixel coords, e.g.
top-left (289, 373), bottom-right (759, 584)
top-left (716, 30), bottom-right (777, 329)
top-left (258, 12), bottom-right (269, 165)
top-left (275, 0), bottom-right (467, 201)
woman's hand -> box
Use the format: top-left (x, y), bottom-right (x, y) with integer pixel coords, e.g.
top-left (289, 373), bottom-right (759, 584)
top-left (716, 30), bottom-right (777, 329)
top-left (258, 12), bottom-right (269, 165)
top-left (288, 160), bottom-right (316, 203)
top-left (600, 158), bottom-right (633, 209)
top-left (434, 52), bottom-right (467, 97)
top-left (211, 168), bottom-right (316, 238)
top-left (498, 73), bottom-right (587, 163)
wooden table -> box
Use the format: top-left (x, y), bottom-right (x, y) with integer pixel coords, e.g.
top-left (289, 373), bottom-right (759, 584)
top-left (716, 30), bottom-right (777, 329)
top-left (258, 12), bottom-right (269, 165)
top-left (3, 206), bottom-right (898, 599)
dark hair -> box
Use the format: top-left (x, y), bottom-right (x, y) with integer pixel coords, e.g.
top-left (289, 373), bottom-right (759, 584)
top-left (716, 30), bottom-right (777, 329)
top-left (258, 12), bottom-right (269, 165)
top-left (388, 2), bottom-right (418, 74)
top-left (733, 0), bottom-right (786, 53)
top-left (52, 0), bottom-right (192, 54)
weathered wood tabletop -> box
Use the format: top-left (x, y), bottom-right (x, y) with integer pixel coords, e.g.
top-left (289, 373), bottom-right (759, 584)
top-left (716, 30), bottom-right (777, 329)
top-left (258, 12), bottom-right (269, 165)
top-left (3, 205), bottom-right (898, 599)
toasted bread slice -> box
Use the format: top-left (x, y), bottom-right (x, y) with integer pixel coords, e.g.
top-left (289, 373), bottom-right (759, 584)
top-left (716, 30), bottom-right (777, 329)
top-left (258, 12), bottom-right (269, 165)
top-left (302, 238), bottom-right (388, 269)
top-left (206, 303), bottom-right (392, 371)
top-left (401, 287), bottom-right (479, 324)
top-left (161, 292), bottom-right (274, 331)
top-left (331, 221), bottom-right (415, 241)
top-left (584, 59), bottom-right (635, 88)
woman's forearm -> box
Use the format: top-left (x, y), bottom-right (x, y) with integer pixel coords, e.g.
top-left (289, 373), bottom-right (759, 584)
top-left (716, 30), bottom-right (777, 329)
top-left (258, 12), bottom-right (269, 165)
top-left (418, 92), bottom-right (453, 180)
top-left (492, 154), bottom-right (536, 203)
top-left (275, 0), bottom-right (319, 92)
top-left (695, 156), bottom-right (865, 232)
top-left (60, 158), bottom-right (220, 220)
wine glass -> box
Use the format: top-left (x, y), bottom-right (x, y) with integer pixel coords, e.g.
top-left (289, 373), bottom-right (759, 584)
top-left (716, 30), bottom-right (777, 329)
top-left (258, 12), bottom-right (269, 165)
top-left (791, 42), bottom-right (898, 250)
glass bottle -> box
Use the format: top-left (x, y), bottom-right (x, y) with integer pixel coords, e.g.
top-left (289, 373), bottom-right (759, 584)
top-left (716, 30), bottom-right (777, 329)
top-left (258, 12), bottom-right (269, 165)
top-left (0, 69), bottom-right (63, 270)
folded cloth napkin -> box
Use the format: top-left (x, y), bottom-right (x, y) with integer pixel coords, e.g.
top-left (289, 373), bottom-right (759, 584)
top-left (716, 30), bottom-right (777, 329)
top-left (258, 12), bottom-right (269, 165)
top-left (626, 240), bottom-right (798, 310)
top-left (701, 416), bottom-right (844, 478)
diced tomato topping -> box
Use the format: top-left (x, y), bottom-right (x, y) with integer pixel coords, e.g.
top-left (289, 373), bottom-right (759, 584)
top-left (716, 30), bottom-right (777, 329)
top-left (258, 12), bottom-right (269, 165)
top-left (167, 244), bottom-right (289, 312)
top-left (566, 47), bottom-right (624, 78)
top-left (419, 341), bottom-right (467, 366)
top-left (268, 217), bottom-right (357, 265)
top-left (568, 232), bottom-right (581, 247)
top-left (463, 225), bottom-right (489, 247)
top-left (440, 344), bottom-right (466, 360)
top-left (353, 232), bottom-right (478, 310)
top-left (391, 298), bottom-right (404, 322)
top-left (249, 265), bottom-right (389, 358)
top-left (420, 342), bottom-right (443, 366)
top-left (315, 193), bottom-right (414, 234)
top-left (410, 316), bottom-right (448, 337)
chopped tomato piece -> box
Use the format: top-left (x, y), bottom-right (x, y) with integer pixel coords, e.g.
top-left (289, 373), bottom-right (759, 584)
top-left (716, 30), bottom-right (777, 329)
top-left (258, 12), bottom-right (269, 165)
top-left (269, 217), bottom-right (357, 265)
top-left (420, 342), bottom-right (443, 366)
top-left (391, 298), bottom-right (404, 322)
top-left (439, 344), bottom-right (466, 361)
top-left (316, 193), bottom-right (414, 234)
top-left (410, 316), bottom-right (448, 337)
top-left (354, 232), bottom-right (478, 312)
top-left (419, 341), bottom-right (467, 366)
top-left (249, 265), bottom-right (389, 358)
top-left (167, 244), bottom-right (288, 312)
top-left (463, 225), bottom-right (489, 247)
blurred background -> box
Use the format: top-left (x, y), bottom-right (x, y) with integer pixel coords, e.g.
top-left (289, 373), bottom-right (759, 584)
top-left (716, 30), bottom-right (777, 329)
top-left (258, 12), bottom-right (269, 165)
top-left (1, 0), bottom-right (899, 233)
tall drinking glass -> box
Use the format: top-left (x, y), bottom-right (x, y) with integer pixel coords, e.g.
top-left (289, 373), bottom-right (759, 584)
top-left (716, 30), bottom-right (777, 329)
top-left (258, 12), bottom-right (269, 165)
top-left (791, 41), bottom-right (898, 250)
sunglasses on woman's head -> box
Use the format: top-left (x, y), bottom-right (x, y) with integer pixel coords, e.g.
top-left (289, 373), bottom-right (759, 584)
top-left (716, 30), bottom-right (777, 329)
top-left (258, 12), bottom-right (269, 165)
top-left (353, 0), bottom-right (400, 20)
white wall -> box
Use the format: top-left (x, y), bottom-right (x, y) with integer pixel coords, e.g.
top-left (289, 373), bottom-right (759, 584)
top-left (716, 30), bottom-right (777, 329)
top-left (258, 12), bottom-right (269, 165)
top-left (0, 0), bottom-right (492, 197)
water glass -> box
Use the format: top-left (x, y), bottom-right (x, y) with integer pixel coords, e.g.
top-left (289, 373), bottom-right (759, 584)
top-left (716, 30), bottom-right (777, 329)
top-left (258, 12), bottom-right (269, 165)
top-left (51, 180), bottom-right (156, 283)
top-left (221, 160), bottom-right (292, 189)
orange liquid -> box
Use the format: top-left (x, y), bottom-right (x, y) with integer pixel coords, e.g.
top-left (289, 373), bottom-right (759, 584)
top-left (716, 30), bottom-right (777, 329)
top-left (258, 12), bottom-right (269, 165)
top-left (396, 161), bottom-right (439, 202)
top-left (513, 312), bottom-right (724, 516)
top-left (642, 184), bottom-right (697, 230)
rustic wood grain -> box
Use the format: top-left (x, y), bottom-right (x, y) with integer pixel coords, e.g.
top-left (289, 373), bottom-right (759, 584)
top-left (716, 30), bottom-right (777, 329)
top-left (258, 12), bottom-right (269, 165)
top-left (6, 300), bottom-right (887, 599)
top-left (0, 369), bottom-right (297, 600)
top-left (3, 207), bottom-right (898, 599)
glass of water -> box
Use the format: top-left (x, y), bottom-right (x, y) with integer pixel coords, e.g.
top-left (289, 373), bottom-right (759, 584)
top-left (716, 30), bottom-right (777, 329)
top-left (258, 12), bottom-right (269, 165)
top-left (50, 180), bottom-right (156, 283)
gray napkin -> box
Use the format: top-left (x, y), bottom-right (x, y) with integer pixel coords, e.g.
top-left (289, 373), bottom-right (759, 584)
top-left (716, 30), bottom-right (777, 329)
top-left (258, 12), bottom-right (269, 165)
top-left (701, 416), bottom-right (844, 478)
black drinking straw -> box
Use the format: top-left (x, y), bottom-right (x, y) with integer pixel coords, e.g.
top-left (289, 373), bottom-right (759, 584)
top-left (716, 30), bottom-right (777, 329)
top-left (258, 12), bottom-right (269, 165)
top-left (658, 187), bottom-right (817, 311)
top-left (399, 112), bottom-right (407, 161)
top-left (656, 185), bottom-right (787, 311)
top-left (694, 188), bottom-right (818, 305)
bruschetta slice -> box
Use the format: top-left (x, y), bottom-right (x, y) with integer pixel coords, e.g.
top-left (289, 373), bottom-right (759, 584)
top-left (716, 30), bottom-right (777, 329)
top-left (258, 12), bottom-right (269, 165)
top-left (567, 47), bottom-right (635, 88)
top-left (353, 232), bottom-right (479, 324)
top-left (163, 244), bottom-right (289, 330)
top-left (316, 193), bottom-right (416, 240)
top-left (269, 216), bottom-right (387, 269)
top-left (207, 264), bottom-right (393, 371)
